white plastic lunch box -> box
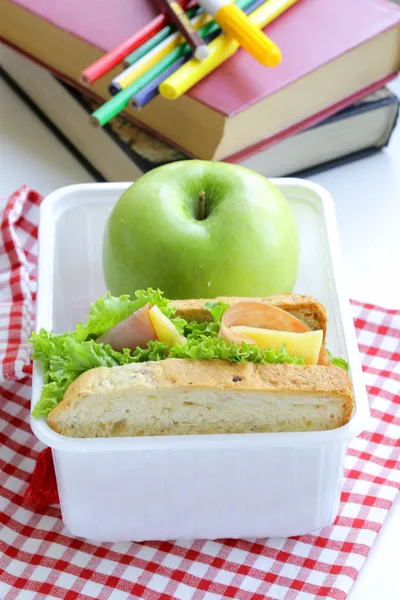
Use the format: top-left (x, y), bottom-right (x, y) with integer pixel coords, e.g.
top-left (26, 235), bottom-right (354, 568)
top-left (31, 180), bottom-right (369, 542)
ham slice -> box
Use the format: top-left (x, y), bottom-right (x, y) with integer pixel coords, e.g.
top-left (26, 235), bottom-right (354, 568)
top-left (219, 302), bottom-right (330, 366)
top-left (97, 303), bottom-right (157, 352)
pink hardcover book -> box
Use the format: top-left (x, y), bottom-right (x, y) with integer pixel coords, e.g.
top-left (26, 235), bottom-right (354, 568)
top-left (4, 0), bottom-right (400, 116)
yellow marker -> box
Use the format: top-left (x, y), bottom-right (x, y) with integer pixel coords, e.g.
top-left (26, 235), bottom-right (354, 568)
top-left (112, 11), bottom-right (211, 92)
top-left (197, 0), bottom-right (280, 66)
top-left (160, 0), bottom-right (299, 100)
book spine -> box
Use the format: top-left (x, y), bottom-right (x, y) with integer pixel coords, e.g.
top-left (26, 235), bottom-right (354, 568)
top-left (380, 94), bottom-right (399, 149)
top-left (225, 73), bottom-right (398, 164)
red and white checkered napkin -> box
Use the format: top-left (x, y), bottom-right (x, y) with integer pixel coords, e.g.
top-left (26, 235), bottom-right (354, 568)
top-left (1, 187), bottom-right (399, 600)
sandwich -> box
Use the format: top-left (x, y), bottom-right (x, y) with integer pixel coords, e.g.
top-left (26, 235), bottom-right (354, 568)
top-left (30, 288), bottom-right (352, 438)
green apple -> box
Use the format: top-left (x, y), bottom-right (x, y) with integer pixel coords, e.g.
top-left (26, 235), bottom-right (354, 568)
top-left (103, 160), bottom-right (299, 299)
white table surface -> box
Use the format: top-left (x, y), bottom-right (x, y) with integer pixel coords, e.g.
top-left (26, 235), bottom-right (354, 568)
top-left (1, 74), bottom-right (399, 599)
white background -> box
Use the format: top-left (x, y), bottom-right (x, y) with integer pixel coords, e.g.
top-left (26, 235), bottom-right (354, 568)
top-left (1, 74), bottom-right (399, 599)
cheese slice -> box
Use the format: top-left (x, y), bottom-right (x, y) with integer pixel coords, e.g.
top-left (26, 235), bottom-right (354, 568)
top-left (149, 305), bottom-right (186, 347)
top-left (230, 326), bottom-right (323, 365)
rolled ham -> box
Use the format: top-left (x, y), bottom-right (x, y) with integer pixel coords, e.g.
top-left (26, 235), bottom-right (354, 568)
top-left (97, 303), bottom-right (157, 352)
top-left (219, 302), bottom-right (331, 366)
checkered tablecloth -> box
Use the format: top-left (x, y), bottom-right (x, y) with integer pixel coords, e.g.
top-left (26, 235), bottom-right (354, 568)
top-left (1, 186), bottom-right (399, 600)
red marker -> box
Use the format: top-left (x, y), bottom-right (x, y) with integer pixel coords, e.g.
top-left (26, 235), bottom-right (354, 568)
top-left (81, 0), bottom-right (194, 85)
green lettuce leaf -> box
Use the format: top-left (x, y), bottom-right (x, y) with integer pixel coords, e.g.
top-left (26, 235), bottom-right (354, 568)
top-left (31, 333), bottom-right (138, 416)
top-left (184, 319), bottom-right (219, 339)
top-left (82, 293), bottom-right (137, 338)
top-left (181, 300), bottom-right (230, 339)
top-left (326, 350), bottom-right (349, 372)
top-left (169, 336), bottom-right (305, 365)
top-left (204, 300), bottom-right (229, 324)
top-left (331, 357), bottom-right (349, 371)
top-left (32, 382), bottom-right (61, 417)
top-left (131, 340), bottom-right (169, 362)
top-left (170, 315), bottom-right (187, 335)
top-left (30, 329), bottom-right (67, 365)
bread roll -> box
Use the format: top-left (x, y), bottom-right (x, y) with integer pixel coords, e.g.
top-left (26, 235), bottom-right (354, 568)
top-left (48, 359), bottom-right (353, 438)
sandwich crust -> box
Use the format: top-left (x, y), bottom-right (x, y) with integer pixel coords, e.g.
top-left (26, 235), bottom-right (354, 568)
top-left (48, 360), bottom-right (354, 438)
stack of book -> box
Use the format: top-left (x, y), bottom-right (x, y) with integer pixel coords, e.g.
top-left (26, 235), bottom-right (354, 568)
top-left (1, 0), bottom-right (400, 180)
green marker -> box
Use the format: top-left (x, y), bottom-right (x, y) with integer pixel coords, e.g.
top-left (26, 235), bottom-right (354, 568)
top-left (125, 7), bottom-right (200, 65)
top-left (91, 44), bottom-right (191, 127)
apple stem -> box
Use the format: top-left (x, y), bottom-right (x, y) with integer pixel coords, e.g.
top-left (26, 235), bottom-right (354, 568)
top-left (198, 191), bottom-right (206, 220)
